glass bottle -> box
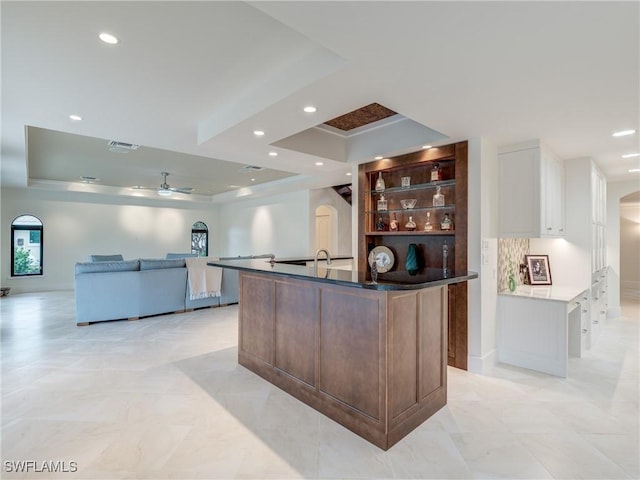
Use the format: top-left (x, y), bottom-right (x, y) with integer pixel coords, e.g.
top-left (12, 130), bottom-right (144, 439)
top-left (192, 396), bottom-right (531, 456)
top-left (424, 211), bottom-right (433, 231)
top-left (377, 194), bottom-right (388, 211)
top-left (430, 163), bottom-right (441, 182)
top-left (405, 215), bottom-right (416, 231)
top-left (390, 212), bottom-right (399, 231)
top-left (442, 240), bottom-right (450, 276)
top-left (433, 186), bottom-right (445, 206)
top-left (374, 172), bottom-right (385, 192)
top-left (441, 212), bottom-right (453, 230)
top-left (370, 259), bottom-right (378, 283)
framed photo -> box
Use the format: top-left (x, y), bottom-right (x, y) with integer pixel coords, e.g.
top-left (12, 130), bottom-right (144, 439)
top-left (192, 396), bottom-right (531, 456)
top-left (526, 255), bottom-right (552, 285)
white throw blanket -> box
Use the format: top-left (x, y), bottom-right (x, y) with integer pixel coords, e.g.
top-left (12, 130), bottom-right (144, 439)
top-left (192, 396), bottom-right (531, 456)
top-left (185, 256), bottom-right (222, 300)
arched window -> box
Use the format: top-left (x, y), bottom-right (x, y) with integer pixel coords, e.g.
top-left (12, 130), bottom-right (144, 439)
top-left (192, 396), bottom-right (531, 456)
top-left (11, 214), bottom-right (43, 276)
top-left (191, 221), bottom-right (208, 257)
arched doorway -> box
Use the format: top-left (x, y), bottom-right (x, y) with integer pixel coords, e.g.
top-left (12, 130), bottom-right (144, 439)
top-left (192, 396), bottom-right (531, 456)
top-left (620, 191), bottom-right (640, 300)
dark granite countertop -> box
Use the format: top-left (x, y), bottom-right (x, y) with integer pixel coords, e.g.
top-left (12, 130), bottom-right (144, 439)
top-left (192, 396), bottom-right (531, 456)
top-left (208, 258), bottom-right (477, 291)
top-left (268, 255), bottom-right (353, 266)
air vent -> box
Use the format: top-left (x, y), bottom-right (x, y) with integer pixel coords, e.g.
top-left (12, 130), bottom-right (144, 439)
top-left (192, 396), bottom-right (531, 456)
top-left (107, 140), bottom-right (140, 151)
top-left (242, 165), bottom-right (265, 171)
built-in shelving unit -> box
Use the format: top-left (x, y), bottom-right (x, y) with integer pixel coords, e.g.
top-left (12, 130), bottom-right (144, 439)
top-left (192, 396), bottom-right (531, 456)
top-left (357, 141), bottom-right (469, 369)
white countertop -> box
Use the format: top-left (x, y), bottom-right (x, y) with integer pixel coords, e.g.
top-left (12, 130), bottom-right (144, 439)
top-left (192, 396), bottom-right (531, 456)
top-left (499, 285), bottom-right (586, 303)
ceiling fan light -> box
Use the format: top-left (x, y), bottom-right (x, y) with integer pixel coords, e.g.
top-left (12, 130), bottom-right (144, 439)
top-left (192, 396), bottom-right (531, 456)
top-left (157, 189), bottom-right (172, 196)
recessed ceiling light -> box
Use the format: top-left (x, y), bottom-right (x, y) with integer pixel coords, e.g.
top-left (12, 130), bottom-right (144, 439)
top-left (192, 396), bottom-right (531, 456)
top-left (268, 151), bottom-right (278, 157)
top-left (374, 156), bottom-right (383, 160)
top-left (251, 178), bottom-right (256, 182)
top-left (69, 114), bottom-right (82, 121)
top-left (303, 106), bottom-right (317, 113)
top-left (315, 162), bottom-right (324, 166)
top-left (629, 168), bottom-right (640, 173)
top-left (622, 153), bottom-right (640, 158)
top-left (613, 129), bottom-right (636, 137)
top-left (99, 32), bottom-right (118, 45)
top-left (346, 172), bottom-right (352, 176)
top-left (422, 145), bottom-right (432, 149)
top-left (253, 130), bottom-right (265, 137)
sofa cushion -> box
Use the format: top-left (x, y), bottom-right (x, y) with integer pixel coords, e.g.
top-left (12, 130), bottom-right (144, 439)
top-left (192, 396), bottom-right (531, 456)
top-left (89, 254), bottom-right (124, 262)
top-left (140, 258), bottom-right (186, 270)
top-left (76, 260), bottom-right (140, 274)
top-left (166, 253), bottom-right (198, 259)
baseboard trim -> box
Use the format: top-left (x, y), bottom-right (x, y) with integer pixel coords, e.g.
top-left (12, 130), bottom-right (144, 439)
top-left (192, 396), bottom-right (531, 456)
top-left (467, 349), bottom-right (497, 374)
top-left (607, 306), bottom-right (622, 319)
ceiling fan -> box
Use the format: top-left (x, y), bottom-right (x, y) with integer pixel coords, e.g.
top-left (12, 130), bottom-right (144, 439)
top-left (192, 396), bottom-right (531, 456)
top-left (134, 172), bottom-right (194, 196)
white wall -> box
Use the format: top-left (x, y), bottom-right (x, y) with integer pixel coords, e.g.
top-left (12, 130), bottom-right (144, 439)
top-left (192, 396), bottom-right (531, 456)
top-left (1, 186), bottom-right (351, 293)
top-left (217, 190), bottom-right (311, 257)
top-left (607, 181), bottom-right (640, 316)
top-left (529, 238), bottom-right (586, 289)
top-left (467, 138), bottom-right (499, 374)
top-left (1, 187), bottom-right (219, 293)
top-left (309, 187), bottom-right (352, 256)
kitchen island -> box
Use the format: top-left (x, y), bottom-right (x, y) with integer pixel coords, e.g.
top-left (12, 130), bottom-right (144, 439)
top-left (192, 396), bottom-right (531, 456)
top-left (208, 258), bottom-right (477, 450)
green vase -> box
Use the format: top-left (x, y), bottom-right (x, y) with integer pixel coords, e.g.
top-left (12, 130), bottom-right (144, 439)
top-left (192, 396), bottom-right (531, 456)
top-left (508, 274), bottom-right (516, 292)
top-left (405, 243), bottom-right (419, 275)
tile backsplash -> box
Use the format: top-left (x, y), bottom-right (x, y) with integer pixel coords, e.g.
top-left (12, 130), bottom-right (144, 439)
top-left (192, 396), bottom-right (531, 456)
top-left (497, 238), bottom-right (530, 292)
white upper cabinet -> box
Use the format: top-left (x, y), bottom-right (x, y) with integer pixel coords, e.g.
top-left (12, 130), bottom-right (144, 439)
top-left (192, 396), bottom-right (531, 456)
top-left (565, 157), bottom-right (606, 276)
top-left (498, 140), bottom-right (565, 238)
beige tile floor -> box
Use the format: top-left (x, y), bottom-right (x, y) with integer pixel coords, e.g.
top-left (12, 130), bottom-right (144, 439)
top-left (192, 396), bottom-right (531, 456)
top-left (1, 291), bottom-right (638, 479)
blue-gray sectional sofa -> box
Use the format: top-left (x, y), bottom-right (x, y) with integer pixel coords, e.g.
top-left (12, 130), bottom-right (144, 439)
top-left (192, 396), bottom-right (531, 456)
top-left (74, 254), bottom-right (242, 326)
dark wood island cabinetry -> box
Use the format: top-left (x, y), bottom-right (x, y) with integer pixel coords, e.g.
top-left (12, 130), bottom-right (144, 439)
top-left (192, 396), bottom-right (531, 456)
top-left (209, 259), bottom-right (476, 450)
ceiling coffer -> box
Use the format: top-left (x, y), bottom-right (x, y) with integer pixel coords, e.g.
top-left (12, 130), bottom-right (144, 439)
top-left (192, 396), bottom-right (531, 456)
top-left (107, 140), bottom-right (140, 151)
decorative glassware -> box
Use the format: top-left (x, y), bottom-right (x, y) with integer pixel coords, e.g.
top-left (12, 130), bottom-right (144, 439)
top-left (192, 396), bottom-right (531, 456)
top-left (377, 194), bottom-right (388, 211)
top-left (400, 198), bottom-right (417, 209)
top-left (374, 172), bottom-right (385, 192)
top-left (441, 212), bottom-right (453, 230)
top-left (405, 243), bottom-right (419, 275)
top-left (430, 163), bottom-right (441, 182)
top-left (433, 186), bottom-right (444, 207)
top-left (390, 212), bottom-right (399, 231)
top-left (401, 176), bottom-right (411, 188)
top-left (375, 215), bottom-right (385, 231)
top-left (442, 240), bottom-right (450, 276)
top-left (424, 211), bottom-right (433, 231)
top-left (370, 260), bottom-right (378, 283)
top-left (405, 216), bottom-right (416, 231)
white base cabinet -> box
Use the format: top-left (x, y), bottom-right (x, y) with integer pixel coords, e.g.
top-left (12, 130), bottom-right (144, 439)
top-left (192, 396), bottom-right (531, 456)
top-left (590, 267), bottom-right (608, 342)
top-left (498, 286), bottom-right (589, 377)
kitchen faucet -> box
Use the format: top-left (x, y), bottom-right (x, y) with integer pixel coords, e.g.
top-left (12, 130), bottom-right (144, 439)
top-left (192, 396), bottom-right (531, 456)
top-left (314, 249), bottom-right (332, 272)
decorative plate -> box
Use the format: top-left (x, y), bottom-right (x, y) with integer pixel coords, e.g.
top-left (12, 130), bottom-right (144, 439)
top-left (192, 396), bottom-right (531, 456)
top-left (368, 246), bottom-right (395, 273)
